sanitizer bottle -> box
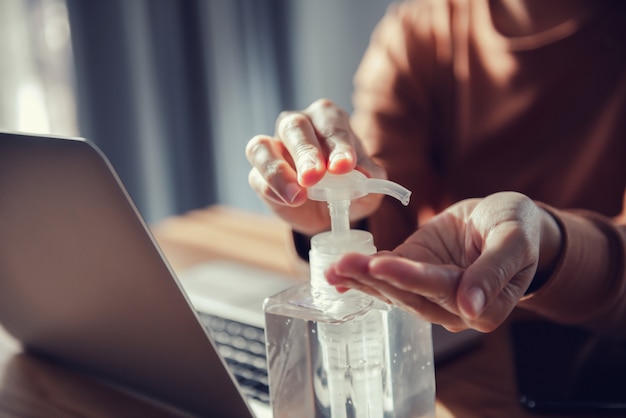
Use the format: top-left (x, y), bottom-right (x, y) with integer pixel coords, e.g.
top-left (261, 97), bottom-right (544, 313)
top-left (263, 171), bottom-right (436, 418)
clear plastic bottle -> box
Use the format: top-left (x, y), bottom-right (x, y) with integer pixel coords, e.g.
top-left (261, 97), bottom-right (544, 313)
top-left (264, 172), bottom-right (436, 418)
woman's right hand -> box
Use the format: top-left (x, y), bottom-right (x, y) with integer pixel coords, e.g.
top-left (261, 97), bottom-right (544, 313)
top-left (246, 99), bottom-right (386, 235)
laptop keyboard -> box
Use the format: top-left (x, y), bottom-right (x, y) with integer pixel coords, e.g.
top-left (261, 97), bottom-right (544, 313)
top-left (198, 312), bottom-right (270, 405)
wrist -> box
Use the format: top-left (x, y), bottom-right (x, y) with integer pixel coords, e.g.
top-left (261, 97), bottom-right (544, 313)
top-left (528, 205), bottom-right (563, 293)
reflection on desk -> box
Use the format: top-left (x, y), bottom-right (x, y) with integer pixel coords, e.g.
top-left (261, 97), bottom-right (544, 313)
top-left (0, 350), bottom-right (179, 417)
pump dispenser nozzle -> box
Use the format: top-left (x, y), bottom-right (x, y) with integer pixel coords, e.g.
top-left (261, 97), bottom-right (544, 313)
top-left (307, 171), bottom-right (411, 292)
top-left (307, 170), bottom-right (411, 236)
top-left (307, 170), bottom-right (411, 206)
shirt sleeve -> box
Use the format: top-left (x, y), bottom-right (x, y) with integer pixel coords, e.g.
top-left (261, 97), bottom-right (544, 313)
top-left (350, 0), bottom-right (446, 250)
top-left (520, 204), bottom-right (626, 339)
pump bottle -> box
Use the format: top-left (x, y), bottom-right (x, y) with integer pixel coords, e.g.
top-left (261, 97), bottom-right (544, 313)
top-left (263, 171), bottom-right (436, 418)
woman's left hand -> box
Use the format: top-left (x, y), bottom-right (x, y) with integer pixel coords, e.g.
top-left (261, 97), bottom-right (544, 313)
top-left (326, 192), bottom-right (561, 333)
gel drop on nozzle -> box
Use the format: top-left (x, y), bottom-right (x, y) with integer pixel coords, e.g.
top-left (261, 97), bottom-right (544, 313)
top-left (263, 171), bottom-right (436, 418)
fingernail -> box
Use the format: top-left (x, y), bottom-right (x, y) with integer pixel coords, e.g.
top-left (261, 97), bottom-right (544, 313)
top-left (465, 286), bottom-right (485, 318)
top-left (329, 152), bottom-right (351, 171)
top-left (284, 183), bottom-right (302, 204)
top-left (299, 158), bottom-right (319, 173)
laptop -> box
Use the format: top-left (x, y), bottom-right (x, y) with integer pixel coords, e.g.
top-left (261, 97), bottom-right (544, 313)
top-left (0, 131), bottom-right (481, 417)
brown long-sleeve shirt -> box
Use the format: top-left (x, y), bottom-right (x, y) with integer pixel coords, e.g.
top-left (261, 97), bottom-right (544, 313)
top-left (350, 0), bottom-right (626, 336)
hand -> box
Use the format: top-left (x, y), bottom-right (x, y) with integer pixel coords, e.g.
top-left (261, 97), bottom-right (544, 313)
top-left (246, 99), bottom-right (385, 235)
top-left (326, 192), bottom-right (562, 333)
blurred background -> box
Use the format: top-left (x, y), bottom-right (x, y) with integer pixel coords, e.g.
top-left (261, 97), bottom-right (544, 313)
top-left (0, 0), bottom-right (395, 223)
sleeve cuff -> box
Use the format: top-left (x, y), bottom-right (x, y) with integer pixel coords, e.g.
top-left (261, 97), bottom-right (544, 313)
top-left (519, 205), bottom-right (625, 328)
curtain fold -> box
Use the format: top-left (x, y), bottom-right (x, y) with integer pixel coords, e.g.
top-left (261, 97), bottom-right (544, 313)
top-left (197, 0), bottom-right (289, 216)
top-left (66, 0), bottom-right (294, 222)
top-left (62, 0), bottom-right (392, 223)
top-left (66, 0), bottom-right (220, 223)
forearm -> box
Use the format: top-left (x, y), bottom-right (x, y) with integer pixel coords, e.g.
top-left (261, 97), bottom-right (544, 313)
top-left (520, 204), bottom-right (626, 339)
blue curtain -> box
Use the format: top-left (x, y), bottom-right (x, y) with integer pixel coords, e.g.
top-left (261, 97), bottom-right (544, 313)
top-left (65, 0), bottom-right (286, 222)
top-left (65, 0), bottom-right (392, 224)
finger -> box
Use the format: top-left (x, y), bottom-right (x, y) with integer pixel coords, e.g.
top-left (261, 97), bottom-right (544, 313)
top-left (275, 111), bottom-right (326, 186)
top-left (376, 286), bottom-right (466, 331)
top-left (366, 255), bottom-right (472, 330)
top-left (326, 274), bottom-right (393, 304)
top-left (330, 253), bottom-right (461, 307)
top-left (304, 99), bottom-right (356, 173)
top-left (327, 267), bottom-right (465, 330)
top-left (248, 168), bottom-right (306, 206)
top-left (327, 253), bottom-right (466, 329)
top-left (246, 135), bottom-right (305, 205)
top-left (368, 256), bottom-right (463, 314)
top-left (466, 270), bottom-right (532, 333)
top-left (458, 222), bottom-right (536, 323)
top-left (325, 254), bottom-right (391, 302)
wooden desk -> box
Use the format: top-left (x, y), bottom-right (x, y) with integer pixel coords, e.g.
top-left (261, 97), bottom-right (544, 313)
top-left (0, 206), bottom-right (598, 417)
top-left (153, 206), bottom-right (598, 418)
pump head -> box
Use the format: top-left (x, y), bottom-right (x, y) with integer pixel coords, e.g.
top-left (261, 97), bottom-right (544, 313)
top-left (306, 170), bottom-right (412, 292)
top-left (307, 170), bottom-right (411, 236)
top-left (307, 170), bottom-right (411, 206)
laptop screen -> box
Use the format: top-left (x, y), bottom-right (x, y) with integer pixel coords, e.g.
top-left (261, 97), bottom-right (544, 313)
top-left (0, 131), bottom-right (256, 417)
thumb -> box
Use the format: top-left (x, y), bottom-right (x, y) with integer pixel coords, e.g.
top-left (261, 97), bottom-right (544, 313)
top-left (457, 225), bottom-right (536, 322)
